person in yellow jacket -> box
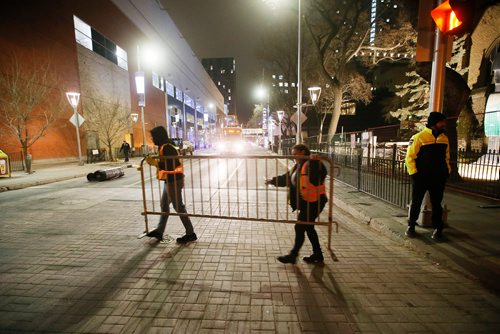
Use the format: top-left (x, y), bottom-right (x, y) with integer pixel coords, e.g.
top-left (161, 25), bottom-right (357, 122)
top-left (265, 144), bottom-right (328, 264)
top-left (145, 126), bottom-right (197, 244)
top-left (405, 112), bottom-right (451, 240)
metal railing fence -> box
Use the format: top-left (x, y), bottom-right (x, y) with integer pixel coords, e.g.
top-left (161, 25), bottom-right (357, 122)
top-left (5, 152), bottom-right (25, 172)
top-left (138, 154), bottom-right (338, 252)
top-left (282, 137), bottom-right (499, 203)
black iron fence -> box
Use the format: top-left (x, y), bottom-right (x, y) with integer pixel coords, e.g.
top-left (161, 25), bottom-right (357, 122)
top-left (318, 150), bottom-right (412, 208)
top-left (5, 151), bottom-right (25, 172)
top-left (282, 136), bottom-right (499, 204)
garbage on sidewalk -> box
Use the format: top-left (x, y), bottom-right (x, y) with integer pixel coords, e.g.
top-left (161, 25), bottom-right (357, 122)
top-left (87, 167), bottom-right (124, 182)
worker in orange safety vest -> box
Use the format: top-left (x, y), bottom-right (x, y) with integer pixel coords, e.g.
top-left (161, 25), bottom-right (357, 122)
top-left (145, 126), bottom-right (197, 244)
top-left (265, 144), bottom-right (328, 264)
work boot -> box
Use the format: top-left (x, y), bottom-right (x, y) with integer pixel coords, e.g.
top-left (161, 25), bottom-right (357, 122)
top-left (303, 254), bottom-right (324, 264)
top-left (431, 229), bottom-right (443, 241)
top-left (176, 233), bottom-right (197, 244)
top-left (277, 254), bottom-right (297, 264)
top-left (146, 229), bottom-right (163, 241)
top-left (405, 225), bottom-right (417, 238)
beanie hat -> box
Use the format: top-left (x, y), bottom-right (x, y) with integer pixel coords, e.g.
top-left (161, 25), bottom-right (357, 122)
top-left (426, 112), bottom-right (446, 127)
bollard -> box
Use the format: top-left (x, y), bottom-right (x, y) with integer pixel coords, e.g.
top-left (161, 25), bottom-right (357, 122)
top-left (407, 191), bottom-right (449, 227)
top-left (87, 167), bottom-right (124, 182)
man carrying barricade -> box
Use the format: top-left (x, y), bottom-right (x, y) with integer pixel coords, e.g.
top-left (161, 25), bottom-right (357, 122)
top-left (145, 126), bottom-right (197, 244)
top-left (265, 144), bottom-right (328, 264)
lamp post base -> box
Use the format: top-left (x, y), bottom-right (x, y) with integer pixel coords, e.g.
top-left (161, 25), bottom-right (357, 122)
top-left (142, 145), bottom-right (149, 156)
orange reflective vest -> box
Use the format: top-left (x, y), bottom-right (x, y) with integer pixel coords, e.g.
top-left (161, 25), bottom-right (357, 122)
top-left (157, 144), bottom-right (183, 180)
top-left (299, 162), bottom-right (326, 202)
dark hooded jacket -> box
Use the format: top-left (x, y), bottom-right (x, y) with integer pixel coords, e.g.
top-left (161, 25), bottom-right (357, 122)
top-left (150, 126), bottom-right (183, 182)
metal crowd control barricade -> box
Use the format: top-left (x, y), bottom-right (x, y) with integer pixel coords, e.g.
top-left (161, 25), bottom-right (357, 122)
top-left (138, 154), bottom-right (338, 254)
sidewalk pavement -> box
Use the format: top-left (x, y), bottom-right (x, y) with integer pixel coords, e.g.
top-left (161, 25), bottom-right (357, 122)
top-left (1, 157), bottom-right (499, 297)
top-left (333, 181), bottom-right (500, 296)
top-left (0, 158), bottom-right (141, 192)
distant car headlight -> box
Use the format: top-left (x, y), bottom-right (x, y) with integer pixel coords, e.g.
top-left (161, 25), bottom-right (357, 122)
top-left (217, 142), bottom-right (226, 151)
top-left (234, 141), bottom-right (245, 153)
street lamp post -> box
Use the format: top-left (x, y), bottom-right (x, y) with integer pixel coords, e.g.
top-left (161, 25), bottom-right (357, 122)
top-left (296, 0), bottom-right (303, 144)
top-left (130, 113), bottom-right (139, 152)
top-left (262, 0), bottom-right (304, 144)
top-left (277, 110), bottom-right (284, 154)
top-left (172, 120), bottom-right (179, 138)
top-left (256, 86), bottom-right (270, 149)
top-left (134, 69), bottom-right (147, 155)
top-left (66, 92), bottom-right (83, 166)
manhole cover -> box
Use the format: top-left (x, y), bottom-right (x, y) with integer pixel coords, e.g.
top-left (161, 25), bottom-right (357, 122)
top-left (61, 199), bottom-right (87, 205)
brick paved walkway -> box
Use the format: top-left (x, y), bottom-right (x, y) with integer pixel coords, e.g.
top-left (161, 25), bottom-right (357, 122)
top-left (1, 184), bottom-right (499, 333)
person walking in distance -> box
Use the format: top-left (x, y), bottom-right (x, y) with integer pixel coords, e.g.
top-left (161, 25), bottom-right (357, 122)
top-left (145, 126), bottom-right (197, 244)
top-left (265, 144), bottom-right (328, 264)
top-left (405, 112), bottom-right (451, 241)
top-left (120, 140), bottom-right (131, 162)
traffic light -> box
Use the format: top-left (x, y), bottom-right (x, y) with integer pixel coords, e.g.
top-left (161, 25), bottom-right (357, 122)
top-left (431, 0), bottom-right (472, 36)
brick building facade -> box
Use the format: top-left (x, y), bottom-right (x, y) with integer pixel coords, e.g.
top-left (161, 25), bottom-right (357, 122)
top-left (0, 0), bottom-right (223, 163)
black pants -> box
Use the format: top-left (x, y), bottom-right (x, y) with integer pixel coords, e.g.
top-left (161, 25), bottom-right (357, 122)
top-left (409, 176), bottom-right (446, 231)
top-left (290, 199), bottom-right (326, 257)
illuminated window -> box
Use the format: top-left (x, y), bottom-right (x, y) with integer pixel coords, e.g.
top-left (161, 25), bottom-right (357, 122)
top-left (152, 72), bottom-right (160, 89)
top-left (73, 16), bottom-right (127, 70)
top-left (165, 81), bottom-right (174, 97)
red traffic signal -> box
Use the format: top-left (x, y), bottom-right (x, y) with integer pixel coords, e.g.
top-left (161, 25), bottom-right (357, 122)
top-left (431, 0), bottom-right (463, 34)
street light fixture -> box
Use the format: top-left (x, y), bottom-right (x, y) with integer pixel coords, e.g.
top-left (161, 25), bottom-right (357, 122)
top-left (66, 91), bottom-right (83, 166)
top-left (131, 113), bottom-right (139, 123)
top-left (308, 86), bottom-right (322, 105)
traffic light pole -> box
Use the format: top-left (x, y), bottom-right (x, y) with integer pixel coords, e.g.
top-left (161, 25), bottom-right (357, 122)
top-left (420, 0), bottom-right (450, 228)
top-left (429, 0), bottom-right (447, 114)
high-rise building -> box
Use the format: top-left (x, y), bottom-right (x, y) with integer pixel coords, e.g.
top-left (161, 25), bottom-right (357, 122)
top-left (202, 58), bottom-right (237, 118)
top-left (270, 73), bottom-right (295, 95)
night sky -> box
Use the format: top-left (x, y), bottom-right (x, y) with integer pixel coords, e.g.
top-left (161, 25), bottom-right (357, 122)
top-left (161, 0), bottom-right (286, 124)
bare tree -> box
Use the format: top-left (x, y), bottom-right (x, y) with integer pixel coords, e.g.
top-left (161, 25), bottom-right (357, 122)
top-left (0, 51), bottom-right (64, 173)
top-left (247, 104), bottom-right (264, 128)
top-left (304, 0), bottom-right (415, 137)
top-left (256, 13), bottom-right (318, 138)
top-left (82, 95), bottom-right (131, 161)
